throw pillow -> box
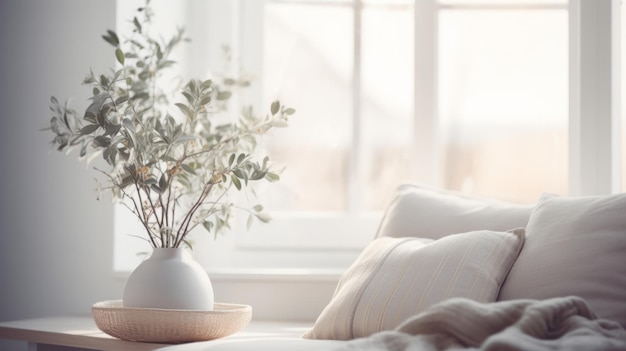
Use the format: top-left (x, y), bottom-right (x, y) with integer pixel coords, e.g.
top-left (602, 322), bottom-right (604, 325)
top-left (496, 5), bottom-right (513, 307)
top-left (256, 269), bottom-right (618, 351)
top-left (376, 184), bottom-right (534, 240)
top-left (304, 228), bottom-right (525, 340)
top-left (498, 192), bottom-right (626, 328)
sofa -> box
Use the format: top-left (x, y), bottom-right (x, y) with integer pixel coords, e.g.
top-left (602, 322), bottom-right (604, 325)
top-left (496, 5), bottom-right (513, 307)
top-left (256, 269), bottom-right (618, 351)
top-left (157, 184), bottom-right (626, 350)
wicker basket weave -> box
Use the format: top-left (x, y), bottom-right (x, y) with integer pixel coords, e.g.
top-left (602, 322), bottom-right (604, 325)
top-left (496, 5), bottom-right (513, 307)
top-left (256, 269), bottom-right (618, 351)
top-left (92, 300), bottom-right (251, 343)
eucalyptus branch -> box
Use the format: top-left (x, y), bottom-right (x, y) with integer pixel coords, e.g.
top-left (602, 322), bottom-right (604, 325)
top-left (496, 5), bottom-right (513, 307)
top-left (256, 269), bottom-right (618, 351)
top-left (123, 186), bottom-right (159, 247)
top-left (128, 169), bottom-right (162, 247)
top-left (142, 186), bottom-right (164, 244)
top-left (175, 180), bottom-right (216, 245)
top-left (145, 187), bottom-right (162, 226)
top-left (164, 173), bottom-right (174, 230)
top-left (179, 186), bottom-right (230, 244)
top-left (94, 166), bottom-right (160, 247)
top-left (45, 0), bottom-right (294, 248)
top-left (133, 181), bottom-right (160, 247)
top-left (159, 193), bottom-right (168, 228)
top-left (129, 197), bottom-right (158, 247)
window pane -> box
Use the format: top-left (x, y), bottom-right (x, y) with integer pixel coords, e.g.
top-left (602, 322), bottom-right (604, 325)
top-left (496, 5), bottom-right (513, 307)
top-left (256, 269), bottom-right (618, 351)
top-left (439, 9), bottom-right (568, 203)
top-left (262, 3), bottom-right (353, 212)
top-left (362, 3), bottom-right (415, 210)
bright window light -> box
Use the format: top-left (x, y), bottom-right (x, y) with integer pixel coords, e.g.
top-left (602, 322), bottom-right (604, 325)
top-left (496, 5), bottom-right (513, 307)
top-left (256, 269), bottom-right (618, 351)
top-left (438, 8), bottom-right (568, 202)
top-left (114, 0), bottom-right (621, 273)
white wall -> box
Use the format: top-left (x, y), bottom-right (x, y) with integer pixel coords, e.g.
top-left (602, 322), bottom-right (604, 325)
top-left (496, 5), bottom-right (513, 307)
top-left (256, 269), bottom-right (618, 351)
top-left (0, 1), bottom-right (121, 349)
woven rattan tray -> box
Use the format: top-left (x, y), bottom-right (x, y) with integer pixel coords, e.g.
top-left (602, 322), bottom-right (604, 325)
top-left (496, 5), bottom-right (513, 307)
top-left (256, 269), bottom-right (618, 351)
top-left (92, 300), bottom-right (252, 343)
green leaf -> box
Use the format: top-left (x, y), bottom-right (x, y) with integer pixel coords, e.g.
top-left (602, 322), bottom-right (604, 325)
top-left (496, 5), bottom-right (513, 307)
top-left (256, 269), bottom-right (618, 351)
top-left (157, 60), bottom-right (176, 70)
top-left (94, 135), bottom-right (111, 148)
top-left (181, 164), bottom-right (196, 175)
top-left (122, 118), bottom-right (134, 130)
top-left (181, 91), bottom-right (194, 104)
top-left (115, 48), bottom-right (125, 65)
top-left (232, 168), bottom-right (244, 179)
top-left (246, 214), bottom-right (254, 231)
top-left (271, 101), bottom-right (280, 115)
top-left (255, 212), bottom-right (272, 223)
top-left (202, 221), bottom-right (214, 233)
top-left (96, 111), bottom-right (105, 127)
top-left (188, 79), bottom-right (197, 93)
top-left (104, 122), bottom-right (121, 136)
top-left (155, 43), bottom-right (163, 61)
top-left (102, 30), bottom-right (119, 47)
top-left (199, 79), bottom-right (212, 90)
top-left (265, 172), bottom-right (280, 182)
top-left (115, 95), bottom-right (129, 105)
top-left (79, 142), bottom-right (88, 157)
top-left (175, 103), bottom-right (192, 118)
top-left (133, 17), bottom-right (142, 33)
top-left (228, 153), bottom-right (235, 167)
top-left (249, 169), bottom-right (267, 181)
top-left (177, 177), bottom-right (192, 191)
top-left (182, 239), bottom-right (193, 250)
top-left (271, 120), bottom-right (289, 128)
top-left (173, 135), bottom-right (195, 145)
top-left (150, 184), bottom-right (163, 194)
top-left (79, 124), bottom-right (100, 135)
top-left (216, 91), bottom-right (232, 101)
top-left (236, 153), bottom-right (246, 164)
top-left (159, 174), bottom-right (168, 191)
top-left (284, 108), bottom-right (296, 115)
top-left (252, 204), bottom-right (263, 212)
top-left (231, 175), bottom-right (241, 190)
top-left (103, 145), bottom-right (117, 165)
top-left (199, 95), bottom-right (211, 106)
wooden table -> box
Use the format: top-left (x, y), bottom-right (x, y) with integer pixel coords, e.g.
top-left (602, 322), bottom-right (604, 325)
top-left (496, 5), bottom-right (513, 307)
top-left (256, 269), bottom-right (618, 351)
top-left (0, 317), bottom-right (311, 351)
top-left (0, 317), bottom-right (169, 350)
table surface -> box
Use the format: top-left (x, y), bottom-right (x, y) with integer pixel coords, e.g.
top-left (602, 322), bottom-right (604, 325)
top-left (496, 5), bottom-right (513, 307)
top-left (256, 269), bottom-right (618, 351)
top-left (0, 317), bottom-right (312, 351)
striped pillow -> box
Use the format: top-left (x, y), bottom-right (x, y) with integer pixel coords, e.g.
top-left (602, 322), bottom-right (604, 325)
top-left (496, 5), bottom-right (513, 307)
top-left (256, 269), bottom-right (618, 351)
top-left (303, 228), bottom-right (525, 340)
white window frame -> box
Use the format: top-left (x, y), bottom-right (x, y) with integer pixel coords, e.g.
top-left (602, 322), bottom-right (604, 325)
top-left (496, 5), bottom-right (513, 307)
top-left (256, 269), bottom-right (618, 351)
top-left (569, 0), bottom-right (622, 195)
top-left (114, 0), bottom-right (622, 277)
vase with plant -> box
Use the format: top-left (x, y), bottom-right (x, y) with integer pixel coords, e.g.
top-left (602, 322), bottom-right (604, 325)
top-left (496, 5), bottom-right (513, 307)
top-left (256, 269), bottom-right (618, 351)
top-left (45, 1), bottom-right (293, 310)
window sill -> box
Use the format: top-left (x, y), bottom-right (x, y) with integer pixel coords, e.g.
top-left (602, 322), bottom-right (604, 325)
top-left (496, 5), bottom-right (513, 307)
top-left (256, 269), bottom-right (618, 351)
top-left (208, 268), bottom-right (344, 282)
top-left (114, 267), bottom-right (344, 283)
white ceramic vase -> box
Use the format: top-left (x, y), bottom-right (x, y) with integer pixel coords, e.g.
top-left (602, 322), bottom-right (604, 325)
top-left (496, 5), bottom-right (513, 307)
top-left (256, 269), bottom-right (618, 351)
top-left (122, 248), bottom-right (214, 311)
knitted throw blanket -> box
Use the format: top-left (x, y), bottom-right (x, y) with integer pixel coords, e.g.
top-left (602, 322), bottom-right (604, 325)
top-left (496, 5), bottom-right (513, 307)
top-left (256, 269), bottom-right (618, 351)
top-left (333, 296), bottom-right (626, 351)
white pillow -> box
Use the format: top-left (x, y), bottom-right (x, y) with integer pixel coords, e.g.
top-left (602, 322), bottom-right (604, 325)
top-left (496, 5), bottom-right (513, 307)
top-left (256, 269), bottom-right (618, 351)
top-left (304, 228), bottom-right (525, 340)
top-left (498, 193), bottom-right (626, 328)
top-left (376, 184), bottom-right (534, 240)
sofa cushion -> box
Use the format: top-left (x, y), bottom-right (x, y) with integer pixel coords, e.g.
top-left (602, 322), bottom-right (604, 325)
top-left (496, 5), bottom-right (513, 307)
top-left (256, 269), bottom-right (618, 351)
top-left (376, 184), bottom-right (534, 240)
top-left (498, 192), bottom-right (626, 328)
top-left (304, 228), bottom-right (525, 340)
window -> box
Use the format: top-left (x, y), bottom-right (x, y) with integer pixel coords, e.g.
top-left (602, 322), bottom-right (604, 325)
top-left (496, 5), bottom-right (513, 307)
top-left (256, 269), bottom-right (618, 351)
top-left (114, 0), bottom-right (621, 273)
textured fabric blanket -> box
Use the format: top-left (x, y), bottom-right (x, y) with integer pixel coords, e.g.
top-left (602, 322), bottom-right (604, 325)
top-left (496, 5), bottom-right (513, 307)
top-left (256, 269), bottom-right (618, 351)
top-left (333, 296), bottom-right (626, 351)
